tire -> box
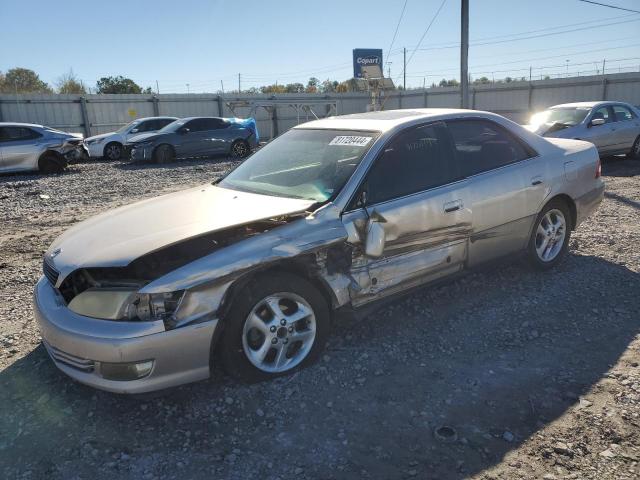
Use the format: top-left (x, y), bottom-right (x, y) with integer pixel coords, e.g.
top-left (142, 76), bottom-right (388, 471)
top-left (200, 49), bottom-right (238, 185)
top-left (628, 135), bottom-right (640, 160)
top-left (153, 144), bottom-right (175, 164)
top-left (230, 139), bottom-right (250, 158)
top-left (218, 272), bottom-right (330, 382)
top-left (38, 153), bottom-right (66, 174)
top-left (527, 199), bottom-right (572, 270)
top-left (103, 142), bottom-right (122, 161)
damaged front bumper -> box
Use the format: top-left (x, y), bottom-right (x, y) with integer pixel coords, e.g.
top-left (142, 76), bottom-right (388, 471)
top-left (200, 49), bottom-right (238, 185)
top-left (33, 277), bottom-right (218, 394)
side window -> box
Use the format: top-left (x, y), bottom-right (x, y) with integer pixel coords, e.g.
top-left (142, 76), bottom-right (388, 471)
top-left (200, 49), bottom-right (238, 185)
top-left (591, 106), bottom-right (611, 124)
top-left (365, 123), bottom-right (457, 205)
top-left (612, 105), bottom-right (635, 122)
top-left (0, 126), bottom-right (41, 142)
top-left (133, 121), bottom-right (149, 133)
top-left (446, 120), bottom-right (533, 176)
top-left (157, 118), bottom-right (174, 129)
top-left (184, 118), bottom-right (218, 132)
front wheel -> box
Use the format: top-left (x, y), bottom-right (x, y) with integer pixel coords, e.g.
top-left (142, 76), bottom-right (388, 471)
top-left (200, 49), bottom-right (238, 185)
top-left (527, 200), bottom-right (572, 270)
top-left (153, 144), bottom-right (175, 164)
top-left (628, 135), bottom-right (640, 160)
top-left (103, 142), bottom-right (122, 160)
top-left (219, 272), bottom-right (330, 382)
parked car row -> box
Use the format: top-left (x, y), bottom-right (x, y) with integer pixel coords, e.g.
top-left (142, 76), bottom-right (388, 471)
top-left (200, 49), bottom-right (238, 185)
top-left (0, 116), bottom-right (259, 174)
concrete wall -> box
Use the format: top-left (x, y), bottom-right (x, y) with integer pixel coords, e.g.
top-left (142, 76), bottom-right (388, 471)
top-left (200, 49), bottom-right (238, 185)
top-left (0, 72), bottom-right (638, 139)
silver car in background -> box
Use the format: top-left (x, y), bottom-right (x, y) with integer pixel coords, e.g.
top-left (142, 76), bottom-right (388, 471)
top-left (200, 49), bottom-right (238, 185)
top-left (525, 101), bottom-right (640, 158)
top-left (34, 109), bottom-right (604, 393)
top-left (0, 122), bottom-right (86, 174)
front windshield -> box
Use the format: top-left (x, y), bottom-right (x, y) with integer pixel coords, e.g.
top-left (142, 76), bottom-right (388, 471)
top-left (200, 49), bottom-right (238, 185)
top-left (219, 129), bottom-right (379, 202)
top-left (116, 120), bottom-right (139, 133)
top-left (530, 107), bottom-right (590, 128)
top-left (158, 119), bottom-right (186, 133)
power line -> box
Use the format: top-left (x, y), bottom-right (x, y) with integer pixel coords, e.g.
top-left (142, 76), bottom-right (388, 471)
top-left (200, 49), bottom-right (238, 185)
top-left (395, 0), bottom-right (448, 83)
top-left (578, 0), bottom-right (640, 14)
top-left (385, 0), bottom-right (408, 67)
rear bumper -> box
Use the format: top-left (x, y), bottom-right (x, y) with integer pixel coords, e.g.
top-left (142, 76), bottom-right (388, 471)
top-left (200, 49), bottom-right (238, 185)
top-left (33, 277), bottom-right (217, 394)
top-left (575, 181), bottom-right (605, 227)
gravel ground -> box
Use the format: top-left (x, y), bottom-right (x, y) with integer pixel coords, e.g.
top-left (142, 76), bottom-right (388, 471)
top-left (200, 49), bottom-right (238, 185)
top-left (0, 156), bottom-right (639, 480)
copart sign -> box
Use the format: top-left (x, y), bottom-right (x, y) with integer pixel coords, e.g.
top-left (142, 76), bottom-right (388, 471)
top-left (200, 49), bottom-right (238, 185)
top-left (353, 49), bottom-right (383, 78)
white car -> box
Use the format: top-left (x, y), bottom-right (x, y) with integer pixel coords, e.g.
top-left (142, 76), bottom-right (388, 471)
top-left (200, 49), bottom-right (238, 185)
top-left (84, 116), bottom-right (177, 160)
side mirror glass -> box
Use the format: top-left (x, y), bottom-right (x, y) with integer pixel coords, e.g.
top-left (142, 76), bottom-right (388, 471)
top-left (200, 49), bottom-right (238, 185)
top-left (365, 220), bottom-right (386, 258)
top-left (355, 189), bottom-right (368, 209)
top-left (590, 118), bottom-right (605, 127)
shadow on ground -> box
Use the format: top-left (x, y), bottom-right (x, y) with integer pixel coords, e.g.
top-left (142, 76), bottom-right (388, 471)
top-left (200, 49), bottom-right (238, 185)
top-left (1, 252), bottom-right (638, 479)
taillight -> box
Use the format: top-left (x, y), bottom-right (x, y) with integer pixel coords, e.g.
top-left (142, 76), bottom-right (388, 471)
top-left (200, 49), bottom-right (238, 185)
top-left (595, 157), bottom-right (602, 178)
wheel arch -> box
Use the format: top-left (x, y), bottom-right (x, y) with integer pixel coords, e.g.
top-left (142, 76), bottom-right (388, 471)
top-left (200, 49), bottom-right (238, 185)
top-left (38, 150), bottom-right (66, 171)
top-left (103, 140), bottom-right (123, 157)
top-left (153, 142), bottom-right (176, 157)
top-left (546, 193), bottom-right (577, 230)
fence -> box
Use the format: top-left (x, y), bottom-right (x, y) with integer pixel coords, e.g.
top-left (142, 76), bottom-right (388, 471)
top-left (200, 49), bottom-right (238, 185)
top-left (1, 72), bottom-right (638, 140)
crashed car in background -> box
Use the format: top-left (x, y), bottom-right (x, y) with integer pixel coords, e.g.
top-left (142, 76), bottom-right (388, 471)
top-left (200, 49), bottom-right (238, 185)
top-left (84, 116), bottom-right (178, 160)
top-left (126, 116), bottom-right (259, 163)
top-left (525, 101), bottom-right (640, 158)
top-left (0, 122), bottom-right (86, 174)
top-left (34, 108), bottom-right (603, 393)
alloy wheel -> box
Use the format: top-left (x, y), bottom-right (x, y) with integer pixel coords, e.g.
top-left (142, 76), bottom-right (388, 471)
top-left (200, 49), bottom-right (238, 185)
top-left (535, 208), bottom-right (566, 262)
top-left (232, 142), bottom-right (247, 157)
top-left (242, 292), bottom-right (316, 373)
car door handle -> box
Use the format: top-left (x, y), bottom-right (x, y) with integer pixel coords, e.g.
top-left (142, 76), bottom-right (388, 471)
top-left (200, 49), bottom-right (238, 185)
top-left (531, 175), bottom-right (543, 186)
top-left (444, 200), bottom-right (463, 213)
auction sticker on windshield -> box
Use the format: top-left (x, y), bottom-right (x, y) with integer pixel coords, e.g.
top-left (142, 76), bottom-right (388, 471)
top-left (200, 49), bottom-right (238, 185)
top-left (329, 136), bottom-right (372, 147)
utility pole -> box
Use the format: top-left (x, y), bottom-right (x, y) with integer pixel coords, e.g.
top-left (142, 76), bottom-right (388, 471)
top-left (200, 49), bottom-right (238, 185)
top-left (387, 62), bottom-right (392, 79)
top-left (238, 73), bottom-right (241, 94)
top-left (156, 80), bottom-right (160, 95)
top-left (186, 83), bottom-right (190, 94)
top-left (403, 47), bottom-right (407, 90)
top-left (529, 66), bottom-right (532, 82)
top-left (460, 0), bottom-right (469, 108)
top-left (220, 80), bottom-right (225, 94)
top-left (602, 58), bottom-right (606, 76)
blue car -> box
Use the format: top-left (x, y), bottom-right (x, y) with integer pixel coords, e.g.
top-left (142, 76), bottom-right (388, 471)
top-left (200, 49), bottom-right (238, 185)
top-left (127, 117), bottom-right (259, 163)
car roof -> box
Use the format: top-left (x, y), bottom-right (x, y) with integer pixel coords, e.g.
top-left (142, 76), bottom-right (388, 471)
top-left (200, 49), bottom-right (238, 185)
top-left (179, 116), bottom-right (223, 121)
top-left (134, 116), bottom-right (178, 121)
top-left (0, 122), bottom-right (44, 128)
top-left (550, 101), bottom-right (632, 109)
top-left (295, 108), bottom-right (503, 133)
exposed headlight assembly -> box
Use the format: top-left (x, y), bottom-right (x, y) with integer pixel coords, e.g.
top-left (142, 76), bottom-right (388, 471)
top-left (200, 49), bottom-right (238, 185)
top-left (68, 288), bottom-right (184, 326)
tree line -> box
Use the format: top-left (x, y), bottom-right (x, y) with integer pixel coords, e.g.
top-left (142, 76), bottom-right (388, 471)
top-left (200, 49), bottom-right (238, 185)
top-left (0, 67), bottom-right (544, 95)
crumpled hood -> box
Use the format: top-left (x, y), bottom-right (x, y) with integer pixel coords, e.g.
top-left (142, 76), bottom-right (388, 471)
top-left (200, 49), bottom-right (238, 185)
top-left (47, 185), bottom-right (315, 281)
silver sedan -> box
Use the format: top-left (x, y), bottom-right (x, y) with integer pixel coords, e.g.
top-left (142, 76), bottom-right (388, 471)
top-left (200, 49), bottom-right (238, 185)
top-left (34, 109), bottom-right (604, 393)
top-left (525, 101), bottom-right (640, 158)
top-left (0, 122), bottom-right (86, 173)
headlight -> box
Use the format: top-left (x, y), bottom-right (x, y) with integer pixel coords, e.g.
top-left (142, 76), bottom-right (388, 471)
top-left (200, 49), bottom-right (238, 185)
top-left (68, 288), bottom-right (184, 324)
top-left (126, 291), bottom-right (184, 323)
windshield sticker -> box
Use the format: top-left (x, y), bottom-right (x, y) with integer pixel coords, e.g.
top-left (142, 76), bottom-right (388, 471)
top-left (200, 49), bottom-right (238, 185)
top-left (329, 136), bottom-right (372, 147)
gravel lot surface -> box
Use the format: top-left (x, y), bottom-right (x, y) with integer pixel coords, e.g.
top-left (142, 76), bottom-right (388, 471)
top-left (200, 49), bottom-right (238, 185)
top-left (0, 156), bottom-right (639, 480)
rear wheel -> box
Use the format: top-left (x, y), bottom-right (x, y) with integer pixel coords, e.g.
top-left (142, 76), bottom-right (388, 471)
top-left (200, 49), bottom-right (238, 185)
top-left (103, 142), bottom-right (122, 160)
top-left (527, 200), bottom-right (572, 270)
top-left (628, 135), bottom-right (640, 160)
top-left (153, 144), bottom-right (175, 164)
top-left (219, 272), bottom-right (329, 382)
top-left (38, 152), bottom-right (66, 174)
top-left (230, 139), bottom-right (250, 158)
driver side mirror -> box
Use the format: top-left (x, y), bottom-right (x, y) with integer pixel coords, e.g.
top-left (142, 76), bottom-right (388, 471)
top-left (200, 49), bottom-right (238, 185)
top-left (177, 127), bottom-right (190, 134)
top-left (130, 128), bottom-right (139, 134)
top-left (365, 218), bottom-right (386, 258)
top-left (590, 118), bottom-right (605, 127)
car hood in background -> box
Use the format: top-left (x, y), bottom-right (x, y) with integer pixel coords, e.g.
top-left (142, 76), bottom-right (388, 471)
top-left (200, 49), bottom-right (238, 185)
top-left (85, 132), bottom-right (118, 142)
top-left (47, 185), bottom-right (315, 281)
top-left (128, 132), bottom-right (163, 144)
top-left (523, 123), bottom-right (576, 137)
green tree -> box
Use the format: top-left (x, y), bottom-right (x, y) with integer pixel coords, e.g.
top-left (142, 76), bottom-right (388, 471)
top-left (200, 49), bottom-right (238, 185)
top-left (96, 76), bottom-right (143, 94)
top-left (438, 78), bottom-right (459, 87)
top-left (473, 76), bottom-right (491, 85)
top-left (0, 67), bottom-right (52, 93)
top-left (305, 77), bottom-right (320, 93)
top-left (56, 69), bottom-right (87, 94)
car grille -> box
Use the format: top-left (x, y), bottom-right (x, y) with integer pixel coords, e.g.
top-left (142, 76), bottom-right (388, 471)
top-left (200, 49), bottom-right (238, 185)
top-left (44, 341), bottom-right (95, 373)
top-left (43, 257), bottom-right (59, 286)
